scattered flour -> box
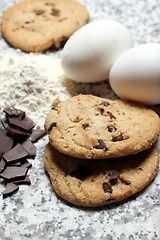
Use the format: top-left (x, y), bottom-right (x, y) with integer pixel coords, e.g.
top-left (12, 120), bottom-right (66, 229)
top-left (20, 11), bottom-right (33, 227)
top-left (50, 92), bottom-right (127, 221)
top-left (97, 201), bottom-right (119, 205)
top-left (0, 53), bottom-right (116, 125)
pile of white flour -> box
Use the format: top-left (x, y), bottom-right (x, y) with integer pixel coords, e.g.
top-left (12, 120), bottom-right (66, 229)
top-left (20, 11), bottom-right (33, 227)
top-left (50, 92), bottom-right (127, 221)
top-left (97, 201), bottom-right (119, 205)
top-left (0, 53), bottom-right (116, 125)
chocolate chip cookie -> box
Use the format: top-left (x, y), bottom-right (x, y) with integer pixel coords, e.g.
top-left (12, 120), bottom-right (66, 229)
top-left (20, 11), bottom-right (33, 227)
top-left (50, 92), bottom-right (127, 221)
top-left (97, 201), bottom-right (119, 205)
top-left (45, 94), bottom-right (160, 159)
top-left (44, 143), bottom-right (159, 207)
top-left (1, 0), bottom-right (89, 52)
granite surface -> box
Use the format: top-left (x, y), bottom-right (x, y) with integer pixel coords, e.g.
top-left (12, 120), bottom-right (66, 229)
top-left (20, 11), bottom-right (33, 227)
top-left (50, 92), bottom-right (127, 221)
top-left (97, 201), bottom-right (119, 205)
top-left (0, 0), bottom-right (160, 240)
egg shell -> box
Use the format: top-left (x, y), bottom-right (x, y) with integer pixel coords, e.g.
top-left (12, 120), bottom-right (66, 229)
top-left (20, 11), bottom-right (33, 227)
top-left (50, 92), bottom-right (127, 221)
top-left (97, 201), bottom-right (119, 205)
top-left (109, 43), bottom-right (160, 105)
top-left (61, 19), bottom-right (133, 83)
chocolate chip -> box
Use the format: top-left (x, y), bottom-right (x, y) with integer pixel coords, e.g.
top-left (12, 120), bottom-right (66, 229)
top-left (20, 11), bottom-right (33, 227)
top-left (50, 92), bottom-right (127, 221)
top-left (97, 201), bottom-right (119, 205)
top-left (29, 129), bottom-right (46, 143)
top-left (3, 107), bottom-right (25, 118)
top-left (0, 166), bottom-right (28, 181)
top-left (0, 159), bottom-right (6, 173)
top-left (82, 123), bottom-right (89, 129)
top-left (2, 183), bottom-right (19, 198)
top-left (7, 115), bottom-right (35, 132)
top-left (102, 182), bottom-right (113, 193)
top-left (95, 139), bottom-right (108, 150)
top-left (3, 143), bottom-right (28, 164)
top-left (119, 175), bottom-right (131, 185)
top-left (107, 111), bottom-right (116, 119)
top-left (70, 165), bottom-right (92, 180)
top-left (14, 176), bottom-right (31, 185)
top-left (107, 125), bottom-right (117, 132)
top-left (21, 140), bottom-right (36, 158)
top-left (50, 8), bottom-right (60, 16)
top-left (34, 9), bottom-right (45, 15)
top-left (112, 134), bottom-right (125, 142)
top-left (47, 122), bottom-right (57, 134)
top-left (0, 133), bottom-right (13, 155)
top-left (101, 101), bottom-right (109, 107)
top-left (107, 170), bottom-right (118, 185)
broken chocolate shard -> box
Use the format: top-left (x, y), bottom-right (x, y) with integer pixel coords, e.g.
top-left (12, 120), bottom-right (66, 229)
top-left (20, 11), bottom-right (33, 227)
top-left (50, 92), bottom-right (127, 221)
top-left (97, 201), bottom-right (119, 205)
top-left (0, 159), bottom-right (6, 173)
top-left (3, 143), bottom-right (28, 164)
top-left (14, 176), bottom-right (31, 185)
top-left (0, 133), bottom-right (14, 155)
top-left (7, 115), bottom-right (35, 132)
top-left (70, 165), bottom-right (92, 180)
top-left (47, 122), bottom-right (57, 134)
top-left (29, 129), bottom-right (46, 143)
top-left (21, 140), bottom-right (36, 158)
top-left (21, 160), bottom-right (32, 169)
top-left (1, 119), bottom-right (30, 137)
top-left (103, 182), bottom-right (113, 193)
top-left (3, 107), bottom-right (25, 118)
top-left (107, 125), bottom-right (117, 132)
top-left (0, 166), bottom-right (28, 181)
top-left (95, 139), bottom-right (108, 150)
top-left (2, 182), bottom-right (19, 198)
top-left (112, 134), bottom-right (125, 142)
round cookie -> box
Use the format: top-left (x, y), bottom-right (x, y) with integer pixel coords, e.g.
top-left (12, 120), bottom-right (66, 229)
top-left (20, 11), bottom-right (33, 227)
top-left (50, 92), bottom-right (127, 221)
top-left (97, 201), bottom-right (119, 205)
top-left (45, 94), bottom-right (160, 159)
top-left (1, 0), bottom-right (89, 52)
top-left (44, 143), bottom-right (159, 207)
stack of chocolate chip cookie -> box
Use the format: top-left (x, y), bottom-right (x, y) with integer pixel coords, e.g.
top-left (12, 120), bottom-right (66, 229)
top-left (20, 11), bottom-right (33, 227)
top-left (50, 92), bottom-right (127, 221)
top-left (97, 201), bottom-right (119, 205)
top-left (44, 94), bottom-right (160, 207)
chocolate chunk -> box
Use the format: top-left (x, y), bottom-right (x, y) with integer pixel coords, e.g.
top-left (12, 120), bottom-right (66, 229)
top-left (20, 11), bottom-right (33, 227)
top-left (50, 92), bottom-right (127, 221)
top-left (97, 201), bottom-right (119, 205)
top-left (3, 143), bottom-right (28, 164)
top-left (0, 133), bottom-right (13, 155)
top-left (112, 134), bottom-right (125, 142)
top-left (70, 165), bottom-right (92, 180)
top-left (50, 8), bottom-right (60, 16)
top-left (0, 166), bottom-right (28, 181)
top-left (34, 9), bottom-right (45, 15)
top-left (101, 101), bottom-right (109, 107)
top-left (0, 159), bottom-right (6, 173)
top-left (29, 129), bottom-right (46, 143)
top-left (2, 183), bottom-right (19, 198)
top-left (21, 160), bottom-right (32, 169)
top-left (107, 111), bottom-right (116, 119)
top-left (14, 176), bottom-right (31, 185)
top-left (102, 182), bottom-right (113, 193)
top-left (82, 123), bottom-right (89, 129)
top-left (1, 119), bottom-right (30, 137)
top-left (0, 127), bottom-right (8, 136)
top-left (21, 140), bottom-right (36, 158)
top-left (3, 107), bottom-right (25, 118)
top-left (95, 139), bottom-right (108, 150)
top-left (47, 122), bottom-right (57, 134)
top-left (107, 171), bottom-right (118, 185)
top-left (7, 115), bottom-right (35, 132)
top-left (107, 125), bottom-right (117, 132)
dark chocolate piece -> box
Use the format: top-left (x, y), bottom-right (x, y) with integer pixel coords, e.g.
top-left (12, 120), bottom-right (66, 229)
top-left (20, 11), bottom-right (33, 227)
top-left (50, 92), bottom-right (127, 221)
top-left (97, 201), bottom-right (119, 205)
top-left (103, 182), bottom-right (113, 193)
top-left (112, 134), bottom-right (125, 142)
top-left (2, 183), bottom-right (19, 198)
top-left (3, 107), bottom-right (25, 118)
top-left (82, 123), bottom-right (89, 129)
top-left (50, 8), bottom-right (60, 16)
top-left (21, 160), bottom-right (32, 169)
top-left (95, 139), bottom-right (108, 150)
top-left (3, 143), bottom-right (28, 164)
top-left (101, 101), bottom-right (109, 107)
top-left (107, 111), bottom-right (116, 119)
top-left (0, 166), bottom-right (28, 181)
top-left (0, 133), bottom-right (13, 155)
top-left (14, 176), bottom-right (31, 185)
top-left (29, 129), bottom-right (46, 143)
top-left (47, 122), bottom-right (57, 134)
top-left (1, 119), bottom-right (30, 137)
top-left (7, 115), bottom-right (35, 132)
top-left (107, 171), bottom-right (118, 185)
top-left (107, 125), bottom-right (117, 132)
top-left (0, 159), bottom-right (6, 173)
top-left (70, 165), bottom-right (92, 180)
top-left (21, 140), bottom-right (36, 158)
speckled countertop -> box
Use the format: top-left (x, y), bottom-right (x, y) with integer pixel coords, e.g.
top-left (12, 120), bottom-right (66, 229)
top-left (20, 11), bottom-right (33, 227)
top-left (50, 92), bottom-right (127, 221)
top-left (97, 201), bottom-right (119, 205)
top-left (0, 0), bottom-right (160, 240)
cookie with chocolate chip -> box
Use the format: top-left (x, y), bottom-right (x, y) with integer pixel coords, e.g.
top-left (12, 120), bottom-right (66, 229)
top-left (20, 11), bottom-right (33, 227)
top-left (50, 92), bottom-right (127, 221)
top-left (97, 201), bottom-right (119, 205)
top-left (44, 143), bottom-right (159, 207)
top-left (1, 0), bottom-right (89, 52)
top-left (45, 94), bottom-right (160, 159)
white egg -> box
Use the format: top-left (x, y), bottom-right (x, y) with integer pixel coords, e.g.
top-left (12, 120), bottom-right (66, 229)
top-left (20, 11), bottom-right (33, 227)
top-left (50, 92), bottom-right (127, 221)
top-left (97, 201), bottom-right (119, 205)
top-left (109, 43), bottom-right (160, 105)
top-left (61, 19), bottom-right (133, 83)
